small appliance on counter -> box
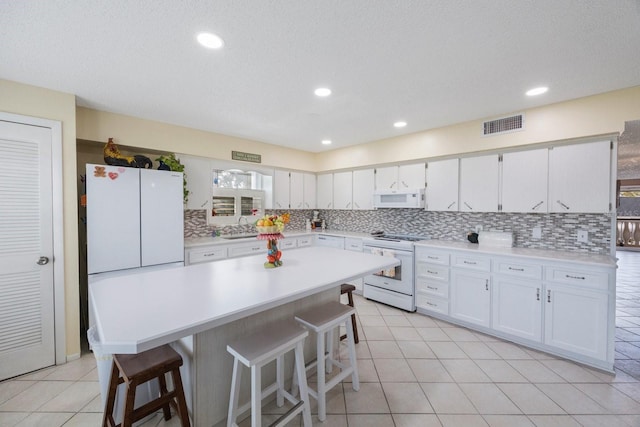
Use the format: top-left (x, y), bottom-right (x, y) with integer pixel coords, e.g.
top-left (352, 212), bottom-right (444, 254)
top-left (311, 210), bottom-right (323, 230)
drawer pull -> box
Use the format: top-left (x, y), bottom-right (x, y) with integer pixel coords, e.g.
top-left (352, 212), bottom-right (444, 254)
top-left (508, 267), bottom-right (524, 272)
top-left (427, 286), bottom-right (437, 290)
top-left (427, 255), bottom-right (438, 260)
top-left (427, 302), bottom-right (437, 307)
top-left (536, 288), bottom-right (540, 301)
top-left (565, 274), bottom-right (585, 280)
top-left (204, 253), bottom-right (216, 257)
top-left (463, 260), bottom-right (477, 265)
top-left (427, 270), bottom-right (438, 275)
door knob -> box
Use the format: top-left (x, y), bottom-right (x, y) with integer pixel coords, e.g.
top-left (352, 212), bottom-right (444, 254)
top-left (37, 256), bottom-right (49, 265)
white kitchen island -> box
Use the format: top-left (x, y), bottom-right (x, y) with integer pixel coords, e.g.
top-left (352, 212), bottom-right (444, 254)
top-left (89, 246), bottom-right (399, 426)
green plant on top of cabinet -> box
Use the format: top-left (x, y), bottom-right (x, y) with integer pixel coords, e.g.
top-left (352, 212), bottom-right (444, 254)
top-left (459, 154), bottom-right (500, 212)
top-left (548, 140), bottom-right (612, 213)
top-left (425, 158), bottom-right (459, 211)
top-left (375, 163), bottom-right (426, 190)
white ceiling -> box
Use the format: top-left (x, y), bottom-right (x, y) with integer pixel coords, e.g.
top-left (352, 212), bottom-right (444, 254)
top-left (2, 1), bottom-right (640, 153)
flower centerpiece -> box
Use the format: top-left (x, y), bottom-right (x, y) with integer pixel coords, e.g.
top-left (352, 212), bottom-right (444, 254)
top-left (255, 213), bottom-right (290, 268)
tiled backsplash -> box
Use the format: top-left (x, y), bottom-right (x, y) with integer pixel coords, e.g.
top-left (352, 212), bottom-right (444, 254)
top-left (185, 209), bottom-right (613, 254)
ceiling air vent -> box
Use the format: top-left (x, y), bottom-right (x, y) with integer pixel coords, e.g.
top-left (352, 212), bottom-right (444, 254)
top-left (482, 113), bottom-right (524, 136)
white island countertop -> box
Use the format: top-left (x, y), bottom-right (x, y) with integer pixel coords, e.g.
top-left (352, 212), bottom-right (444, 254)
top-left (89, 246), bottom-right (399, 354)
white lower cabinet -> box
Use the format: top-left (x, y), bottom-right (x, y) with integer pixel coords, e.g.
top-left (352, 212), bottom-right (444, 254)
top-left (344, 237), bottom-right (364, 293)
top-left (492, 276), bottom-right (542, 342)
top-left (414, 243), bottom-right (615, 371)
top-left (544, 282), bottom-right (608, 361)
top-left (450, 269), bottom-right (491, 328)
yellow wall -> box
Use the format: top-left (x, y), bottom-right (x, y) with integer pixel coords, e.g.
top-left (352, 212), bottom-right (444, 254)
top-left (76, 108), bottom-right (317, 172)
top-left (315, 86), bottom-right (640, 171)
top-left (0, 79), bottom-right (80, 357)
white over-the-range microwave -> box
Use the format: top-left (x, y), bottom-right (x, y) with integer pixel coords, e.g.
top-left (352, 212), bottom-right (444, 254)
top-left (373, 188), bottom-right (425, 208)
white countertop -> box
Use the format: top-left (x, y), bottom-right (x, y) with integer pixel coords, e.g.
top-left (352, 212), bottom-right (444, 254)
top-left (415, 240), bottom-right (617, 267)
top-left (89, 246), bottom-right (399, 354)
top-left (184, 230), bottom-right (371, 248)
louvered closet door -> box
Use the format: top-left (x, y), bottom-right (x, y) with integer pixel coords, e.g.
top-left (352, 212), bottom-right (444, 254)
top-left (0, 120), bottom-right (55, 380)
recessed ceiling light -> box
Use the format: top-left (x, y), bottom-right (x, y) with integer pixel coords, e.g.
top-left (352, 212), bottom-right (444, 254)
top-left (526, 86), bottom-right (548, 96)
top-left (315, 88), bottom-right (331, 97)
top-left (197, 32), bottom-right (224, 49)
top-left (394, 121), bottom-right (407, 128)
top-left (321, 140), bottom-right (332, 145)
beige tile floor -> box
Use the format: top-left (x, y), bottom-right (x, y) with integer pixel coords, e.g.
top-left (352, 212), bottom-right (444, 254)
top-left (1, 250), bottom-right (640, 427)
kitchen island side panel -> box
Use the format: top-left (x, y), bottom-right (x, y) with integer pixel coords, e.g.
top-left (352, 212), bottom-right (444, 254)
top-left (193, 288), bottom-right (337, 427)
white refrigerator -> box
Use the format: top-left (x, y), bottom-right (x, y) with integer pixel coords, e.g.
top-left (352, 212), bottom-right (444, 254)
top-left (85, 163), bottom-right (185, 420)
top-left (86, 163), bottom-right (184, 276)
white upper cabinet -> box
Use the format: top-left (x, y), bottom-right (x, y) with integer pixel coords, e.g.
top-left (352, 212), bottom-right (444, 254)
top-left (398, 163), bottom-right (426, 189)
top-left (352, 169), bottom-right (375, 210)
top-left (273, 169), bottom-right (290, 209)
top-left (333, 171), bottom-right (353, 209)
top-left (426, 158), bottom-right (459, 211)
top-left (317, 173), bottom-right (333, 209)
top-left (290, 172), bottom-right (304, 209)
top-left (459, 154), bottom-right (500, 212)
top-left (548, 140), bottom-right (612, 213)
top-left (375, 166), bottom-right (398, 190)
top-left (375, 163), bottom-right (426, 190)
top-left (180, 155), bottom-right (211, 210)
top-left (303, 173), bottom-right (316, 209)
top-left (501, 149), bottom-right (548, 213)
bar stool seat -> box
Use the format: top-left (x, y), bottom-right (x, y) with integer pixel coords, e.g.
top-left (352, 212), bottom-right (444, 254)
top-left (340, 284), bottom-right (359, 344)
top-left (293, 301), bottom-right (359, 422)
top-left (102, 344), bottom-right (190, 427)
top-left (226, 320), bottom-right (312, 427)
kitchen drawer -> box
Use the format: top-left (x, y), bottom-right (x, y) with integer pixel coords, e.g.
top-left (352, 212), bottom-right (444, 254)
top-left (416, 292), bottom-right (449, 315)
top-left (494, 259), bottom-right (542, 279)
top-left (188, 247), bottom-right (227, 264)
top-left (280, 239), bottom-right (297, 249)
top-left (452, 253), bottom-right (491, 271)
top-left (297, 236), bottom-right (313, 247)
top-left (345, 237), bottom-right (363, 252)
top-left (416, 278), bottom-right (448, 298)
top-left (228, 243), bottom-right (264, 258)
top-left (545, 266), bottom-right (609, 290)
top-left (415, 248), bottom-right (450, 265)
top-left (415, 262), bottom-right (449, 282)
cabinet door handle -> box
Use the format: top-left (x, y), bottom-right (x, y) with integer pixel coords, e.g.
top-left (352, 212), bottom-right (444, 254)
top-left (536, 288), bottom-right (540, 301)
top-left (532, 201), bottom-right (544, 210)
top-left (327, 203), bottom-right (332, 208)
top-left (390, 181), bottom-right (397, 189)
top-left (401, 180), bottom-right (409, 188)
top-left (565, 274), bottom-right (585, 280)
top-left (447, 201), bottom-right (456, 209)
top-left (556, 200), bottom-right (570, 210)
top-left (485, 279), bottom-right (489, 291)
top-left (547, 290), bottom-right (551, 303)
top-left (347, 202), bottom-right (351, 208)
top-left (464, 202), bottom-right (473, 210)
top-left (354, 202), bottom-right (360, 208)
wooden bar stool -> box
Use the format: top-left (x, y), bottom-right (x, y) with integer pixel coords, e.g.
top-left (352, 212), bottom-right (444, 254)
top-left (226, 320), bottom-right (312, 427)
top-left (293, 301), bottom-right (359, 422)
top-left (102, 344), bottom-right (190, 427)
top-left (340, 283), bottom-right (359, 344)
